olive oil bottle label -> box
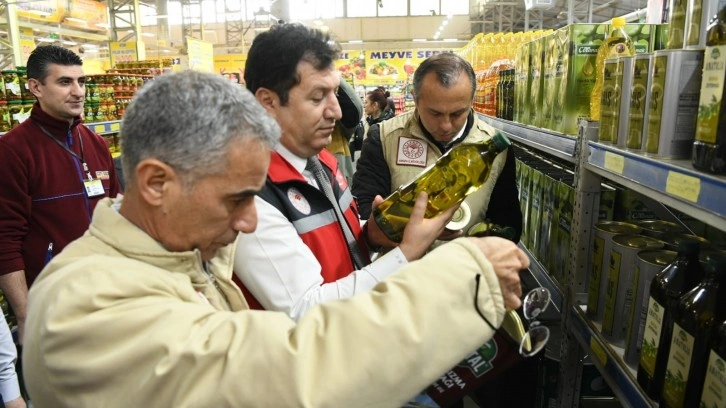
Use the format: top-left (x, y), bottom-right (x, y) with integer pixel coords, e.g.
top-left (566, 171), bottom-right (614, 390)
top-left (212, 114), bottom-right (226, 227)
top-left (667, 0), bottom-right (687, 49)
top-left (700, 350), bottom-right (726, 407)
top-left (627, 56), bottom-right (651, 149)
top-left (587, 235), bottom-right (606, 313)
top-left (695, 45), bottom-right (726, 144)
top-left (663, 323), bottom-right (695, 407)
top-left (646, 55), bottom-right (667, 153)
top-left (640, 297), bottom-right (665, 376)
top-left (602, 249), bottom-right (622, 335)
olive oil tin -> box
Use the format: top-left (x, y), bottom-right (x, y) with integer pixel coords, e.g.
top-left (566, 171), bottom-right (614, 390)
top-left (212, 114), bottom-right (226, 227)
top-left (615, 56), bottom-right (635, 147)
top-left (602, 234), bottom-right (664, 346)
top-left (624, 249), bottom-right (677, 366)
top-left (636, 219), bottom-right (686, 239)
top-left (597, 59), bottom-right (620, 144)
top-left (625, 54), bottom-right (653, 151)
top-left (645, 49), bottom-right (704, 158)
top-left (586, 221), bottom-right (642, 322)
top-left (659, 232), bottom-right (710, 251)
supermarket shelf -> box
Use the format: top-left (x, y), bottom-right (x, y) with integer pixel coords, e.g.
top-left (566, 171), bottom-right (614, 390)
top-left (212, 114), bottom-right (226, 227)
top-left (568, 305), bottom-right (656, 408)
top-left (88, 120), bottom-right (122, 135)
top-left (519, 243), bottom-right (562, 314)
top-left (586, 141), bottom-right (726, 232)
top-left (478, 114), bottom-right (578, 163)
top-left (0, 120), bottom-right (121, 138)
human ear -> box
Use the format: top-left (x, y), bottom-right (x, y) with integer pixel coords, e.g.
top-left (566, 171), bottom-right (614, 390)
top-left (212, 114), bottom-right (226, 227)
top-left (254, 88), bottom-right (280, 118)
top-left (134, 159), bottom-right (181, 207)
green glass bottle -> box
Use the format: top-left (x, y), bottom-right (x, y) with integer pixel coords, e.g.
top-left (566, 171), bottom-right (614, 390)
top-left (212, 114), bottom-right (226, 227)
top-left (373, 132), bottom-right (511, 243)
top-left (699, 319), bottom-right (726, 407)
top-left (661, 255), bottom-right (726, 407)
top-left (693, 4), bottom-right (726, 175)
top-left (637, 239), bottom-right (704, 399)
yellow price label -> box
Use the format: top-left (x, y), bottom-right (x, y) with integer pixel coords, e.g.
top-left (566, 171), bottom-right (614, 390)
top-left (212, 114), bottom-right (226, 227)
top-left (110, 122), bottom-right (121, 132)
top-left (665, 171), bottom-right (701, 203)
top-left (589, 337), bottom-right (608, 366)
top-left (93, 125), bottom-right (105, 133)
top-left (603, 152), bottom-right (625, 174)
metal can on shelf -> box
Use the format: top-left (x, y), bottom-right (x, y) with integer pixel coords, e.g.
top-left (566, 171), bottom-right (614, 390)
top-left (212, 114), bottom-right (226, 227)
top-left (625, 54), bottom-right (653, 151)
top-left (623, 249), bottom-right (677, 366)
top-left (659, 232), bottom-right (710, 252)
top-left (586, 221), bottom-right (642, 322)
top-left (644, 49), bottom-right (704, 159)
top-left (636, 220), bottom-right (685, 239)
top-left (602, 234), bottom-right (664, 347)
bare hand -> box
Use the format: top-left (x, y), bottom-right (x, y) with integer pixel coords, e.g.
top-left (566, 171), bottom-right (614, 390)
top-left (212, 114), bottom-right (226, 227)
top-left (470, 236), bottom-right (529, 310)
top-left (364, 196), bottom-right (400, 249)
top-left (397, 192), bottom-right (459, 261)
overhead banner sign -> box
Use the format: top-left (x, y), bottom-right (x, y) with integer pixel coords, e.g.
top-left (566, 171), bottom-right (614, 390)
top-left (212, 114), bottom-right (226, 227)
top-left (17, 0), bottom-right (65, 23)
top-left (66, 0), bottom-right (109, 31)
top-left (336, 49), bottom-right (454, 86)
top-left (186, 37), bottom-right (214, 73)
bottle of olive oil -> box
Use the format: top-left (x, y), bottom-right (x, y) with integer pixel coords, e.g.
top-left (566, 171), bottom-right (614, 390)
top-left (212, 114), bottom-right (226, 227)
top-left (637, 239), bottom-right (704, 399)
top-left (699, 319), bottom-right (726, 407)
top-left (373, 132), bottom-right (511, 243)
top-left (590, 17), bottom-right (636, 121)
top-left (693, 3), bottom-right (726, 175)
top-left (666, 0), bottom-right (688, 49)
top-left (661, 256), bottom-right (726, 408)
top-left (467, 221), bottom-right (517, 242)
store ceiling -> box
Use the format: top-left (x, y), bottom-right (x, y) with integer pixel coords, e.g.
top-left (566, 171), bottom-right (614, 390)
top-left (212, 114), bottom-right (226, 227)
top-left (472, 0), bottom-right (649, 33)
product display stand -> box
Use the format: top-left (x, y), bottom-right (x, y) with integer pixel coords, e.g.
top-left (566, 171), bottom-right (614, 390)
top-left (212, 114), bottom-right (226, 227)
top-left (480, 114), bottom-right (726, 407)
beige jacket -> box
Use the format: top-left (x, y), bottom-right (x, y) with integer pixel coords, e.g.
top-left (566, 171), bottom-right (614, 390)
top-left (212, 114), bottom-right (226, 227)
top-left (24, 198), bottom-right (506, 408)
top-left (379, 110), bottom-right (507, 232)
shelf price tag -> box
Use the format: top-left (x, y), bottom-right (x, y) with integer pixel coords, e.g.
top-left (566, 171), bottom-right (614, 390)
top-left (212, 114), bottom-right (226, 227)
top-left (665, 171), bottom-right (701, 203)
top-left (603, 152), bottom-right (625, 174)
top-left (94, 125), bottom-right (106, 134)
top-left (110, 122), bottom-right (121, 132)
top-left (589, 337), bottom-right (608, 366)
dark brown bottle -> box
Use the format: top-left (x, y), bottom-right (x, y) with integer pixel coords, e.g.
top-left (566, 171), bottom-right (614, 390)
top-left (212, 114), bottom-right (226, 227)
top-left (660, 254), bottom-right (726, 407)
top-left (637, 239), bottom-right (704, 399)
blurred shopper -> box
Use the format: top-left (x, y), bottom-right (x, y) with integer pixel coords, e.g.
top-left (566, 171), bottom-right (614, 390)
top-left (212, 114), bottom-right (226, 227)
top-left (376, 86), bottom-right (397, 117)
top-left (236, 23), bottom-right (453, 320)
top-left (0, 45), bottom-right (121, 343)
top-left (353, 53), bottom-right (522, 241)
top-left (22, 69), bottom-right (527, 407)
top-left (0, 317), bottom-right (24, 408)
top-left (324, 79), bottom-right (361, 183)
top-left (363, 88), bottom-right (391, 138)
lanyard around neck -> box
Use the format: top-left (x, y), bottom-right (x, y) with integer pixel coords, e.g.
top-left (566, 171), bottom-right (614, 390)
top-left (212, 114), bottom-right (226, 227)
top-left (33, 119), bottom-right (93, 180)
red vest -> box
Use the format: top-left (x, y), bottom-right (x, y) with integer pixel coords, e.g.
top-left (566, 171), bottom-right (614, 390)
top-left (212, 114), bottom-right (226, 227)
top-left (236, 149), bottom-right (371, 309)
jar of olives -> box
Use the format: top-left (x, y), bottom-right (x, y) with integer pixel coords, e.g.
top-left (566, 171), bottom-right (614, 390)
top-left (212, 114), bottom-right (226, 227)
top-left (0, 101), bottom-right (10, 132)
top-left (3, 70), bottom-right (21, 101)
top-left (8, 100), bottom-right (23, 128)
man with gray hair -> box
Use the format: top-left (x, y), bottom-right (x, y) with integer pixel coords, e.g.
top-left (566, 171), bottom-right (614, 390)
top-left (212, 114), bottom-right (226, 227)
top-left (22, 70), bottom-right (527, 407)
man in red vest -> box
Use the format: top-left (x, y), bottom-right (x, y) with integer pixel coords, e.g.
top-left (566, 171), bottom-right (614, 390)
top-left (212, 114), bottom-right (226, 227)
top-left (235, 23), bottom-right (453, 319)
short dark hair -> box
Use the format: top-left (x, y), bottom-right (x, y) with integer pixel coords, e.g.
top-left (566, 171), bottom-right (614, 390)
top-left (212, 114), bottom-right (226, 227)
top-left (26, 45), bottom-right (83, 83)
top-left (412, 52), bottom-right (476, 102)
top-left (244, 23), bottom-right (341, 105)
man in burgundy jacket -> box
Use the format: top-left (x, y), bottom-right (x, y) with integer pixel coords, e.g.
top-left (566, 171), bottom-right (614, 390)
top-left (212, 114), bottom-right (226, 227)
top-left (0, 46), bottom-right (121, 342)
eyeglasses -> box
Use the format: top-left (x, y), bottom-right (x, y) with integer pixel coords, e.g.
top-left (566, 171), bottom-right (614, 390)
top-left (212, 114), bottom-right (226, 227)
top-left (475, 276), bottom-right (551, 357)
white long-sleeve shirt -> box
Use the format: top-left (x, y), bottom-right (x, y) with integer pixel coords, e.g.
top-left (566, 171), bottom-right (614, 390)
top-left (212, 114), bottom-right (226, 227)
top-left (0, 317), bottom-right (20, 403)
top-left (234, 145), bottom-right (408, 321)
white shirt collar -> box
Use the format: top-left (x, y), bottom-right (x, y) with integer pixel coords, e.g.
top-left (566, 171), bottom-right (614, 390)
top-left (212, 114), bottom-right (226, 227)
top-left (275, 143), bottom-right (308, 175)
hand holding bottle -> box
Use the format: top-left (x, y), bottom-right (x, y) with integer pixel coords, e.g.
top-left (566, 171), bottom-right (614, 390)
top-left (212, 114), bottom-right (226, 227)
top-left (365, 192), bottom-right (459, 261)
top-left (469, 236), bottom-right (529, 310)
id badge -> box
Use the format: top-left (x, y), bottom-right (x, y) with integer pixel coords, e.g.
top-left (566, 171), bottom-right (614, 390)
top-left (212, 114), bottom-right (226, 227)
top-left (83, 179), bottom-right (105, 197)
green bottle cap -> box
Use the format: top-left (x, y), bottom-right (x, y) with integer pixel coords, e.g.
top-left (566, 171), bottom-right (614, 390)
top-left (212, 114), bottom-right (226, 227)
top-left (491, 132), bottom-right (512, 151)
